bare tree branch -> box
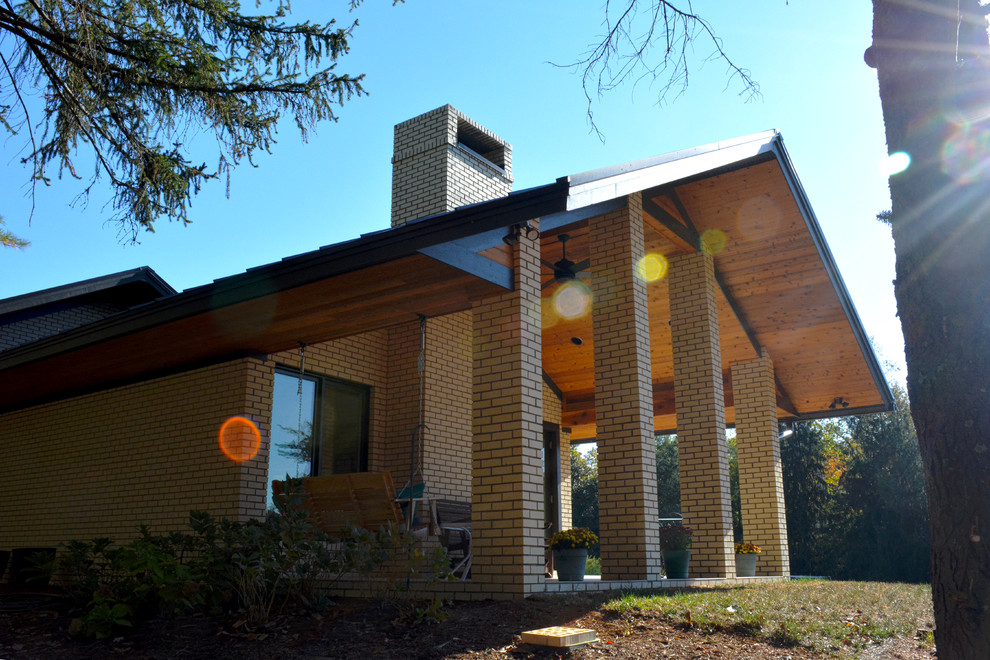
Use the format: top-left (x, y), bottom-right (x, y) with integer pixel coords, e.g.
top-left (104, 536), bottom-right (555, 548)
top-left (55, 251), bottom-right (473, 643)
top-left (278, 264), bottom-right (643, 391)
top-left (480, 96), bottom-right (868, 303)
top-left (556, 0), bottom-right (760, 138)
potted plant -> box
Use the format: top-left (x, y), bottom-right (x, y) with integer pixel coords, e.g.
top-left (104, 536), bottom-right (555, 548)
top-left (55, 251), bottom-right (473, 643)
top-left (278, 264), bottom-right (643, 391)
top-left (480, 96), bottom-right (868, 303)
top-left (734, 541), bottom-right (762, 577)
top-left (658, 524), bottom-right (693, 579)
top-left (548, 528), bottom-right (598, 581)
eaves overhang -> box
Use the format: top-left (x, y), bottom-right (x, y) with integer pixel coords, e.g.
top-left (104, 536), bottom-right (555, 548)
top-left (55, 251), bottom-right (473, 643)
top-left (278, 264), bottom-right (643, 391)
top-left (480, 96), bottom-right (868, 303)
top-left (0, 180), bottom-right (568, 412)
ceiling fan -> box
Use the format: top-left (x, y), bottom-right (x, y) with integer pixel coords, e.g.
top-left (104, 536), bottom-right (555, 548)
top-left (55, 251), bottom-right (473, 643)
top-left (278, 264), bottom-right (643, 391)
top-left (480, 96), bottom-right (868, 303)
top-left (542, 234), bottom-right (590, 290)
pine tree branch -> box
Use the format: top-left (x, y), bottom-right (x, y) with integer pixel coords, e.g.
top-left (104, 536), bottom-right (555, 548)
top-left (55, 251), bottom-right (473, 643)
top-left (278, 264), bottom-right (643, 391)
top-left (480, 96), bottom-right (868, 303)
top-left (0, 0), bottom-right (372, 240)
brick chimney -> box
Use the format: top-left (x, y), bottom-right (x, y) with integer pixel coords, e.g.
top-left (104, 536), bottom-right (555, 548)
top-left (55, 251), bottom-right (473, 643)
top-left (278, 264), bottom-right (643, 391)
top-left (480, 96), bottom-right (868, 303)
top-left (390, 105), bottom-right (513, 227)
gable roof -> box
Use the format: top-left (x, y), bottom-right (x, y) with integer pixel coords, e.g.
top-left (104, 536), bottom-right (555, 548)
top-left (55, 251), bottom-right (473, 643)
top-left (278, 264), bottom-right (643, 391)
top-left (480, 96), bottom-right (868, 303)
top-left (0, 132), bottom-right (892, 427)
top-left (536, 131), bottom-right (892, 435)
top-left (0, 266), bottom-right (175, 319)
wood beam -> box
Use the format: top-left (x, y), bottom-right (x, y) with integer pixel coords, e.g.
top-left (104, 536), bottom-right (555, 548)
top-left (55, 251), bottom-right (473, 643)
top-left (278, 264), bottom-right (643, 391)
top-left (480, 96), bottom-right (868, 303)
top-left (641, 197), bottom-right (699, 253)
top-left (642, 189), bottom-right (799, 418)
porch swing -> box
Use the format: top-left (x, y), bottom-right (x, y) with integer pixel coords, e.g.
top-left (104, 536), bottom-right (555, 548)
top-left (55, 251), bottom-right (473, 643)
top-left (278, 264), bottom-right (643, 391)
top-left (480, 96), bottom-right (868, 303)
top-left (396, 315), bottom-right (473, 578)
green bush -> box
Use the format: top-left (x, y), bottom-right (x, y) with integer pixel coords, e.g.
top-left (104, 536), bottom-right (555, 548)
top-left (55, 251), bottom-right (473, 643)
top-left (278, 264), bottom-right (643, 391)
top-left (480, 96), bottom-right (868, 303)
top-left (59, 480), bottom-right (441, 638)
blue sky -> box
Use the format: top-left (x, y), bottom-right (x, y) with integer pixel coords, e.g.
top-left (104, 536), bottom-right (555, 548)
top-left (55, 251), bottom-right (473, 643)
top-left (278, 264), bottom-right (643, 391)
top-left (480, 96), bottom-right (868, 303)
top-left (0, 1), bottom-right (903, 379)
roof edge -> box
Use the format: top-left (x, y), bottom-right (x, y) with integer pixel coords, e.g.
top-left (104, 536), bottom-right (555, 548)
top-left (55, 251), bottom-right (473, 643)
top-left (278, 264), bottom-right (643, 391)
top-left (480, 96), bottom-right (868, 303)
top-left (767, 135), bottom-right (895, 412)
top-left (0, 181), bottom-right (568, 375)
top-left (0, 266), bottom-right (176, 317)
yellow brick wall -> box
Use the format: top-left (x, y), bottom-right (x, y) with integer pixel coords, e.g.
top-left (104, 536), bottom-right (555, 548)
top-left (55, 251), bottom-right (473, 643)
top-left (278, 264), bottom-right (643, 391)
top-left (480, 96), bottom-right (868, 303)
top-left (0, 357), bottom-right (272, 550)
top-left (383, 321), bottom-right (425, 489)
top-left (589, 195), bottom-right (662, 580)
top-left (423, 312), bottom-right (473, 500)
top-left (669, 251), bottom-right (735, 578)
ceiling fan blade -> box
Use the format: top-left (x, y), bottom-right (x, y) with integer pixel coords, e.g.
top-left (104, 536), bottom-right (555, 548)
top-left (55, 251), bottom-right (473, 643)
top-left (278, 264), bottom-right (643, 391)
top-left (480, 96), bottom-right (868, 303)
top-left (577, 272), bottom-right (591, 280)
top-left (542, 279), bottom-right (557, 290)
top-left (541, 259), bottom-right (558, 270)
top-left (572, 259), bottom-right (591, 273)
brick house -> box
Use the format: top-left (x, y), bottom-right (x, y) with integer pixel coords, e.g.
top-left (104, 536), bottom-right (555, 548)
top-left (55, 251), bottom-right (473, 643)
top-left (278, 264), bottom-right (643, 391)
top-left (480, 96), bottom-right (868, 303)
top-left (0, 106), bottom-right (891, 598)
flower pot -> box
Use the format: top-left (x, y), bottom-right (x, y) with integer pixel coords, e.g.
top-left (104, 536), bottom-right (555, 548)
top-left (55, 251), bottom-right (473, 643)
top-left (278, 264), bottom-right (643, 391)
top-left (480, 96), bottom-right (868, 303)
top-left (553, 548), bottom-right (588, 581)
top-left (662, 549), bottom-right (690, 579)
top-left (735, 553), bottom-right (758, 577)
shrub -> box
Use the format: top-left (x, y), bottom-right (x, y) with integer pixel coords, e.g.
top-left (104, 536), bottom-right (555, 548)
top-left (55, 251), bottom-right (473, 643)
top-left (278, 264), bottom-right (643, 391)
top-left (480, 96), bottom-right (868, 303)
top-left (658, 524), bottom-right (693, 551)
top-left (59, 480), bottom-right (437, 638)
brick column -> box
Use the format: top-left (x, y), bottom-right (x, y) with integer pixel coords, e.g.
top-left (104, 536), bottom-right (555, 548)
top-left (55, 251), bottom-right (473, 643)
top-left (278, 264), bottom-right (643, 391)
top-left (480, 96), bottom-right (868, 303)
top-left (732, 351), bottom-right (790, 576)
top-left (590, 195), bottom-right (662, 581)
top-left (471, 221), bottom-right (544, 598)
top-left (669, 251), bottom-right (734, 578)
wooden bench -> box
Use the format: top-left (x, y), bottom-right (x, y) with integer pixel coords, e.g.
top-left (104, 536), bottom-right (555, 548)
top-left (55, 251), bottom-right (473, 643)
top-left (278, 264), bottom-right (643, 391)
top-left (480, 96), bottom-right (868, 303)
top-left (272, 471), bottom-right (403, 538)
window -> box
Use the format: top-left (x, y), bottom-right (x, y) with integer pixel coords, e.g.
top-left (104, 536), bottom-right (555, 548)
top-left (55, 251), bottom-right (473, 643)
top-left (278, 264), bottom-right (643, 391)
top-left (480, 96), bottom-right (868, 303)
top-left (268, 370), bottom-right (370, 508)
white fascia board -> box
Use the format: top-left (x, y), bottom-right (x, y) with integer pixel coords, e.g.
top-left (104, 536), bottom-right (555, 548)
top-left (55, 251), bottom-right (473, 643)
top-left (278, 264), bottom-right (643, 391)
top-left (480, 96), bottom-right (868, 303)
top-left (564, 131), bottom-right (779, 211)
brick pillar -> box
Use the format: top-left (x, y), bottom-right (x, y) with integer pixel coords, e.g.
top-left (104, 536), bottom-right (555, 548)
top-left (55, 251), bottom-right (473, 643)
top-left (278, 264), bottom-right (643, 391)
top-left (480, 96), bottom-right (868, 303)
top-left (732, 351), bottom-right (790, 576)
top-left (590, 195), bottom-right (662, 581)
top-left (471, 221), bottom-right (544, 597)
top-left (669, 251), bottom-right (734, 578)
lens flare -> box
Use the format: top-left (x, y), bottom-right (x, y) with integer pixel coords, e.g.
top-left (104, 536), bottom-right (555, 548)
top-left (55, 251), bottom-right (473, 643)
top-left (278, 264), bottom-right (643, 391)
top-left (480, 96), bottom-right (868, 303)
top-left (553, 280), bottom-right (592, 320)
top-left (942, 125), bottom-right (990, 184)
top-left (699, 228), bottom-right (728, 256)
top-left (636, 253), bottom-right (669, 282)
top-left (219, 416), bottom-right (261, 462)
top-left (881, 152), bottom-right (911, 176)
top-left (735, 195), bottom-right (782, 241)
top-left (542, 295), bottom-right (560, 329)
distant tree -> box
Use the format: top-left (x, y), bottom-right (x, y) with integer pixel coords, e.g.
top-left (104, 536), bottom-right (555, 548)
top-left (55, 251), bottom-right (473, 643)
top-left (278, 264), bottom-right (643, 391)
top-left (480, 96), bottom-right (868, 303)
top-left (655, 434), bottom-right (680, 519)
top-left (0, 0), bottom-right (389, 240)
top-left (570, 446), bottom-right (599, 554)
top-left (839, 383), bottom-right (929, 582)
top-left (781, 421), bottom-right (847, 577)
top-left (726, 434), bottom-right (742, 541)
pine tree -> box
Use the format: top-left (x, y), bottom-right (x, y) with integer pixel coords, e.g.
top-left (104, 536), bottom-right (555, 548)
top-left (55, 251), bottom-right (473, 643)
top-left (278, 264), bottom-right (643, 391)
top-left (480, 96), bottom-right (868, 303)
top-left (0, 0), bottom-right (385, 240)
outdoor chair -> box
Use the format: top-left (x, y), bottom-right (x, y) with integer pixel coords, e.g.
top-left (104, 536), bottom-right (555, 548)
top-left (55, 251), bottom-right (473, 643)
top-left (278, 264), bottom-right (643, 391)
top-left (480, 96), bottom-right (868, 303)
top-left (431, 499), bottom-right (472, 578)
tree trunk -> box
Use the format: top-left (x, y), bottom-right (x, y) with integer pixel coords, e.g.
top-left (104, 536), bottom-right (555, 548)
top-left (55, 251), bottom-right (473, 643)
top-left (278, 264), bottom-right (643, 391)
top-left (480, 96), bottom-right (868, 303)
top-left (871, 1), bottom-right (990, 656)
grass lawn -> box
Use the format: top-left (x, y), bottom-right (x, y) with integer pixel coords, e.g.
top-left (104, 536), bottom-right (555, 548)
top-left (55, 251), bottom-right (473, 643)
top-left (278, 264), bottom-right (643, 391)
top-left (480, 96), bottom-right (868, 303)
top-left (600, 579), bottom-right (934, 654)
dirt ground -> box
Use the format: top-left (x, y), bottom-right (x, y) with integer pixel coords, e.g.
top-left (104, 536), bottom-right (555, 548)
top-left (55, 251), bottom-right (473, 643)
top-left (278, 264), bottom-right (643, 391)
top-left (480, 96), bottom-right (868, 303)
top-left (0, 591), bottom-right (935, 659)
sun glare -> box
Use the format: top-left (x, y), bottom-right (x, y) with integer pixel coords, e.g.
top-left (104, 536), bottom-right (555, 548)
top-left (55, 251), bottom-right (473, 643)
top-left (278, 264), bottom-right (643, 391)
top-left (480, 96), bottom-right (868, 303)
top-left (219, 416), bottom-right (261, 462)
top-left (553, 281), bottom-right (592, 319)
top-left (636, 253), bottom-right (668, 282)
top-left (882, 151), bottom-right (911, 176)
top-left (700, 228), bottom-right (728, 256)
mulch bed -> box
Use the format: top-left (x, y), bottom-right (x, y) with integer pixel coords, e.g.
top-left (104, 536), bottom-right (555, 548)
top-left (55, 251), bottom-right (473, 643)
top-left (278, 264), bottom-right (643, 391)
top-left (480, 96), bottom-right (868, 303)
top-left (0, 590), bottom-right (933, 659)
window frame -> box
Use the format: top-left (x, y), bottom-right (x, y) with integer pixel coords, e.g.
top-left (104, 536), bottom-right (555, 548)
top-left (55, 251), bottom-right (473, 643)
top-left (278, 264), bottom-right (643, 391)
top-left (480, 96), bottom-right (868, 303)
top-left (272, 367), bottom-right (371, 476)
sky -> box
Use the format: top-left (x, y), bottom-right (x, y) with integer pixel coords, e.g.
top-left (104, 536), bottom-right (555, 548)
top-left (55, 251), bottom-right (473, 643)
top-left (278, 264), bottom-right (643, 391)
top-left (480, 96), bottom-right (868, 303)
top-left (0, 1), bottom-right (905, 381)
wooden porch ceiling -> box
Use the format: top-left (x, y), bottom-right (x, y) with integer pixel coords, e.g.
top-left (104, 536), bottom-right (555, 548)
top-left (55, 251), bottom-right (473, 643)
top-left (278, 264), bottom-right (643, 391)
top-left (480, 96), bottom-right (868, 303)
top-left (543, 158), bottom-right (890, 439)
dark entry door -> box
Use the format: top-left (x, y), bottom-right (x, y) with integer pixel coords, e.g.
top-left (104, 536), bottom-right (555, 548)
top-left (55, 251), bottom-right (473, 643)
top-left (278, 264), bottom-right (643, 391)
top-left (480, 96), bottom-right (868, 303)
top-left (543, 422), bottom-right (561, 536)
